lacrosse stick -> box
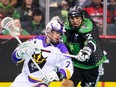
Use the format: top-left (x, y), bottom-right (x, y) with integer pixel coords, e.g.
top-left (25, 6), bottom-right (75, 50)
top-left (1, 17), bottom-right (46, 76)
top-left (39, 48), bottom-right (78, 58)
top-left (1, 17), bottom-right (79, 58)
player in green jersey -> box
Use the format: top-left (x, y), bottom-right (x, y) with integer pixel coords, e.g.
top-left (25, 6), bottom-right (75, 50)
top-left (62, 6), bottom-right (107, 87)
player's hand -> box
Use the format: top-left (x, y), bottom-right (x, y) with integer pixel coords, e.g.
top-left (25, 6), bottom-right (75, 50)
top-left (16, 41), bottom-right (36, 59)
top-left (61, 79), bottom-right (74, 87)
top-left (28, 10), bottom-right (32, 16)
top-left (42, 71), bottom-right (60, 85)
top-left (76, 47), bottom-right (92, 62)
top-left (18, 39), bottom-right (40, 50)
top-left (16, 46), bottom-right (34, 59)
top-left (42, 76), bottom-right (51, 85)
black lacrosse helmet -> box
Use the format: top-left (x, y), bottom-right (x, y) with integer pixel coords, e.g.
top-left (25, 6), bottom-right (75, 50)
top-left (68, 6), bottom-right (84, 18)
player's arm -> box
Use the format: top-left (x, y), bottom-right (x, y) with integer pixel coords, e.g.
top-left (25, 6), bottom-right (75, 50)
top-left (76, 32), bottom-right (96, 62)
top-left (42, 48), bottom-right (73, 84)
top-left (58, 56), bottom-right (74, 87)
top-left (61, 79), bottom-right (74, 87)
top-left (42, 58), bottom-right (73, 86)
top-left (12, 48), bottom-right (24, 63)
top-left (12, 41), bottom-right (32, 63)
top-left (12, 38), bottom-right (40, 63)
top-left (57, 56), bottom-right (74, 80)
top-left (83, 32), bottom-right (96, 53)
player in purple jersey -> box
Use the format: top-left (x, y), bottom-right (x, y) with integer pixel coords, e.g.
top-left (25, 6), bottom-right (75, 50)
top-left (31, 18), bottom-right (69, 54)
top-left (11, 20), bottom-right (74, 87)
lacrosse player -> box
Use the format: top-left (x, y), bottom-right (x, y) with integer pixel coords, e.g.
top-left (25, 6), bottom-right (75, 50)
top-left (62, 6), bottom-right (107, 87)
top-left (10, 20), bottom-right (74, 87)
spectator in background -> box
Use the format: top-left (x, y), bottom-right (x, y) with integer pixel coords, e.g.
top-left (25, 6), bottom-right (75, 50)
top-left (107, 0), bottom-right (116, 35)
top-left (108, 0), bottom-right (116, 22)
top-left (21, 8), bottom-right (45, 35)
top-left (84, 0), bottom-right (112, 35)
top-left (58, 0), bottom-right (69, 23)
top-left (32, 0), bottom-right (41, 9)
top-left (51, 16), bottom-right (63, 23)
top-left (0, 14), bottom-right (4, 35)
top-left (17, 0), bottom-right (41, 22)
top-left (16, 0), bottom-right (33, 22)
top-left (70, 0), bottom-right (92, 8)
top-left (0, 0), bottom-right (20, 18)
top-left (10, 0), bottom-right (23, 8)
top-left (10, 0), bottom-right (17, 7)
top-left (2, 18), bottom-right (30, 35)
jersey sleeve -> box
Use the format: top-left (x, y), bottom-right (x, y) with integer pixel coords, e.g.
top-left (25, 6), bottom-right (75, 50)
top-left (83, 29), bottom-right (98, 53)
top-left (11, 38), bottom-right (36, 63)
top-left (57, 54), bottom-right (73, 79)
top-left (12, 47), bottom-right (24, 63)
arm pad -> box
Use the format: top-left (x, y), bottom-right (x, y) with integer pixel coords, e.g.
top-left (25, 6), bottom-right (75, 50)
top-left (57, 68), bottom-right (71, 80)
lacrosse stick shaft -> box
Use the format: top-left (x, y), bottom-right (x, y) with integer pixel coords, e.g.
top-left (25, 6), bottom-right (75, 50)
top-left (15, 36), bottom-right (22, 44)
top-left (52, 52), bottom-right (77, 58)
top-left (41, 49), bottom-right (77, 58)
top-left (16, 36), bottom-right (77, 58)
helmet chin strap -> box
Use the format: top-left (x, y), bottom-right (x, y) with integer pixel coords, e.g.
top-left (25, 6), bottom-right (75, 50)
top-left (46, 33), bottom-right (57, 46)
top-left (46, 37), bottom-right (57, 46)
top-left (50, 41), bottom-right (58, 46)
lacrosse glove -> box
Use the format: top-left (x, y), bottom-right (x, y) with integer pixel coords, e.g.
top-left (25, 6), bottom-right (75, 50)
top-left (42, 71), bottom-right (60, 85)
top-left (76, 47), bottom-right (92, 62)
top-left (16, 41), bottom-right (35, 59)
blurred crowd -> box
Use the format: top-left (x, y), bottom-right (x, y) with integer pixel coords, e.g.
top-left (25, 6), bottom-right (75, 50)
top-left (0, 0), bottom-right (116, 35)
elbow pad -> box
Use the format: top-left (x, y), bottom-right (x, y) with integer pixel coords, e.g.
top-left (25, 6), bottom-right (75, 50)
top-left (57, 68), bottom-right (71, 80)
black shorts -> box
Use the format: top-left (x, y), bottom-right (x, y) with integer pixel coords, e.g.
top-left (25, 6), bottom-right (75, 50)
top-left (70, 66), bottom-right (100, 87)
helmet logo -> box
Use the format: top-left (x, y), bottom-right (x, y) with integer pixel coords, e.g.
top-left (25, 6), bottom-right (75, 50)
top-left (68, 6), bottom-right (83, 17)
top-left (46, 20), bottom-right (63, 35)
top-left (51, 22), bottom-right (61, 31)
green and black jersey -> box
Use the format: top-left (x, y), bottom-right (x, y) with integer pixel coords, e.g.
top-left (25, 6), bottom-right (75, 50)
top-left (63, 18), bottom-right (107, 69)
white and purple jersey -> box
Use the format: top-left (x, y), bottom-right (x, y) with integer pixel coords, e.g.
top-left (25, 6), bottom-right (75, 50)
top-left (12, 35), bottom-right (73, 83)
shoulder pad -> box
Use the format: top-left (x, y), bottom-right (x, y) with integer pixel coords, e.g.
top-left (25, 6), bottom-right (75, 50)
top-left (79, 18), bottom-right (93, 33)
top-left (64, 21), bottom-right (72, 30)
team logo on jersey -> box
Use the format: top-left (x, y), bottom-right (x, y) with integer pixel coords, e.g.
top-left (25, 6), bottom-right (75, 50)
top-left (74, 33), bottom-right (78, 40)
top-left (28, 52), bottom-right (47, 73)
top-left (32, 52), bottom-right (47, 63)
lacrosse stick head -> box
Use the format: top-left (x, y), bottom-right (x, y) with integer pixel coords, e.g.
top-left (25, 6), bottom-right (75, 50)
top-left (1, 17), bottom-right (21, 37)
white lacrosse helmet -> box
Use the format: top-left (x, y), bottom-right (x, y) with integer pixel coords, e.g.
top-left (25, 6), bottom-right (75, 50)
top-left (45, 20), bottom-right (63, 35)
